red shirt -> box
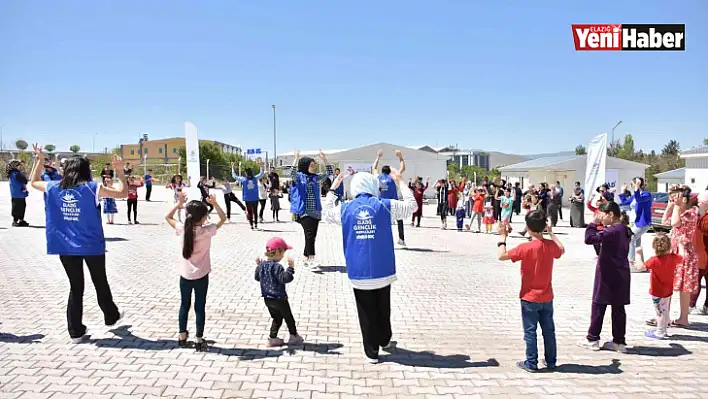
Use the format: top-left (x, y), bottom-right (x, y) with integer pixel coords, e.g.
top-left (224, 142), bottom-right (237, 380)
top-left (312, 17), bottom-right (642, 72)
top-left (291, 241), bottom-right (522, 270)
top-left (472, 193), bottom-right (485, 213)
top-left (508, 239), bottom-right (563, 303)
top-left (127, 182), bottom-right (143, 199)
top-left (645, 254), bottom-right (683, 298)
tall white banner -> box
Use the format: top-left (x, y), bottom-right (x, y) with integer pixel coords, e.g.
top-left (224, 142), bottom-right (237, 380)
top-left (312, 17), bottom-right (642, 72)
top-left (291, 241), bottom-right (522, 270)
top-left (185, 121), bottom-right (202, 201)
top-left (584, 133), bottom-right (608, 196)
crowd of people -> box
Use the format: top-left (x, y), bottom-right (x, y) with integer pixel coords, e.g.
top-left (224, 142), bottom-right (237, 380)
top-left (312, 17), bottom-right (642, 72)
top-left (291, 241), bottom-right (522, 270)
top-left (3, 143), bottom-right (708, 371)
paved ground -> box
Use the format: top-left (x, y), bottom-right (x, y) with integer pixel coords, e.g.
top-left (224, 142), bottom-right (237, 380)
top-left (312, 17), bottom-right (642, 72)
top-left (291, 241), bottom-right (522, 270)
top-left (1, 182), bottom-right (708, 399)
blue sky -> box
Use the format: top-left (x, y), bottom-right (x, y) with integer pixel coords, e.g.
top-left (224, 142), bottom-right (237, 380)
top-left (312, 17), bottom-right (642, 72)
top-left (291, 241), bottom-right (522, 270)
top-left (1, 1), bottom-right (706, 156)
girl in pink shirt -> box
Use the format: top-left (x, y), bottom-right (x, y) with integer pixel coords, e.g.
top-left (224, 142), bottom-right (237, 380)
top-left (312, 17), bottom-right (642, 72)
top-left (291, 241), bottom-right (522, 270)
top-left (166, 192), bottom-right (227, 352)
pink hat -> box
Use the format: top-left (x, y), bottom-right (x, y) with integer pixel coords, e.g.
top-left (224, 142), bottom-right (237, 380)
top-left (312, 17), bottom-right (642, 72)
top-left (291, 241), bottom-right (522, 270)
top-left (266, 237), bottom-right (292, 251)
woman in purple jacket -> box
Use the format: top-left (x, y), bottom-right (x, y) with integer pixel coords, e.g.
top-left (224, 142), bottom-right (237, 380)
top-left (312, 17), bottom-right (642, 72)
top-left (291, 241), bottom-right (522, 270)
top-left (579, 201), bottom-right (633, 353)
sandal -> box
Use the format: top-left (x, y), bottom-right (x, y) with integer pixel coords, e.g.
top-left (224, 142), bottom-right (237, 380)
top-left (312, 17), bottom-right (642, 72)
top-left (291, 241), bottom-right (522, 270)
top-left (645, 319), bottom-right (657, 326)
top-left (670, 320), bottom-right (689, 328)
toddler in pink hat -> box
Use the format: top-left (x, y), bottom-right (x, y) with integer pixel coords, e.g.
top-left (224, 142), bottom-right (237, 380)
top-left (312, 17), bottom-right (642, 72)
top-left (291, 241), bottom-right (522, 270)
top-left (255, 237), bottom-right (303, 347)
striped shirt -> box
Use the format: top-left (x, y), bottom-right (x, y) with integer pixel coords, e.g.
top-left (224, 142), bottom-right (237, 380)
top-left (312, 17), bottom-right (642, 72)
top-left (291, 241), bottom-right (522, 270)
top-left (291, 165), bottom-right (334, 220)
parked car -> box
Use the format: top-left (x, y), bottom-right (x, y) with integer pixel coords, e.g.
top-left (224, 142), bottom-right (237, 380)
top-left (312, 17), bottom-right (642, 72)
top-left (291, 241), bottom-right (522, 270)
top-left (651, 191), bottom-right (698, 231)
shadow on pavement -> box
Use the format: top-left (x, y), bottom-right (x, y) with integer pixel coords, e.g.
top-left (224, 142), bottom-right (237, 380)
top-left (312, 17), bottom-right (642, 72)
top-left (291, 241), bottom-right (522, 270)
top-left (218, 342), bottom-right (344, 360)
top-left (381, 344), bottom-right (499, 369)
top-left (88, 325), bottom-right (215, 350)
top-left (312, 266), bottom-right (347, 274)
top-left (105, 237), bottom-right (129, 242)
top-left (0, 332), bottom-right (45, 343)
top-left (552, 359), bottom-right (622, 374)
top-left (625, 343), bottom-right (692, 356)
top-left (665, 334), bottom-right (708, 343)
top-left (396, 248), bottom-right (450, 253)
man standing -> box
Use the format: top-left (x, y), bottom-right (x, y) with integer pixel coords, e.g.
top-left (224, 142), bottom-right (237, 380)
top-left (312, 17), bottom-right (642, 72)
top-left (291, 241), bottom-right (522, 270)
top-left (628, 177), bottom-right (653, 269)
top-left (555, 181), bottom-right (565, 220)
top-left (372, 149), bottom-right (407, 246)
top-left (513, 182), bottom-right (523, 215)
top-left (322, 169), bottom-right (417, 363)
top-left (144, 169), bottom-right (155, 201)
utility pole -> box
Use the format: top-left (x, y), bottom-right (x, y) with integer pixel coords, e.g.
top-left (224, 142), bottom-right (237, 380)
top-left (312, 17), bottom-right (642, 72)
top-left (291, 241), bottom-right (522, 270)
top-left (272, 105), bottom-right (277, 168)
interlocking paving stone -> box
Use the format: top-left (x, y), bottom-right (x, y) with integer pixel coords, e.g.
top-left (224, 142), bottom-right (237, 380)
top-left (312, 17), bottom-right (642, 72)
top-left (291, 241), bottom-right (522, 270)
top-left (2, 183), bottom-right (708, 398)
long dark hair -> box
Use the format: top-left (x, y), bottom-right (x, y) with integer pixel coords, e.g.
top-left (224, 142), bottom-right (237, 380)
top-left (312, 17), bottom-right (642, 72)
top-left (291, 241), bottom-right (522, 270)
top-left (171, 174), bottom-right (183, 185)
top-left (244, 168), bottom-right (254, 179)
top-left (60, 156), bottom-right (92, 189)
top-left (599, 201), bottom-right (633, 237)
top-left (182, 200), bottom-right (209, 259)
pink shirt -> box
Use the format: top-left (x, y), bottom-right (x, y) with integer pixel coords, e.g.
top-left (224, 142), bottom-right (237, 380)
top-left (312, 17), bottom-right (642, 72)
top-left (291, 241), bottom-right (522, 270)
top-left (176, 223), bottom-right (218, 279)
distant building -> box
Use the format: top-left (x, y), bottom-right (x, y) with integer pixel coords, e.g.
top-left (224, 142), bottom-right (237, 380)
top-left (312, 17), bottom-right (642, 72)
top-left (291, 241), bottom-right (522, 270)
top-left (680, 145), bottom-right (708, 192)
top-left (120, 134), bottom-right (242, 163)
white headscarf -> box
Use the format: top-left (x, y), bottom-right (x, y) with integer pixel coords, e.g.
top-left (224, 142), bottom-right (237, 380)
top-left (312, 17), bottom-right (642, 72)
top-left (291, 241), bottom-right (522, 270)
top-left (350, 172), bottom-right (380, 198)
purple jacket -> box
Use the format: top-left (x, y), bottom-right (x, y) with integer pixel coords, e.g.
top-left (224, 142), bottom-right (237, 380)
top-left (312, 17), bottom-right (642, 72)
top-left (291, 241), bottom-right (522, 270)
top-left (585, 223), bottom-right (631, 305)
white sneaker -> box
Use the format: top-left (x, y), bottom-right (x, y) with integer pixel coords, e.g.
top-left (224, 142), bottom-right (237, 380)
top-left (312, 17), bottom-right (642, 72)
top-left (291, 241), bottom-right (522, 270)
top-left (602, 341), bottom-right (627, 353)
top-left (366, 356), bottom-right (380, 364)
top-left (267, 337), bottom-right (285, 347)
top-left (71, 333), bottom-right (89, 344)
top-left (689, 306), bottom-right (698, 315)
top-left (397, 239), bottom-right (406, 246)
top-left (287, 334), bottom-right (304, 345)
top-left (577, 339), bottom-right (601, 351)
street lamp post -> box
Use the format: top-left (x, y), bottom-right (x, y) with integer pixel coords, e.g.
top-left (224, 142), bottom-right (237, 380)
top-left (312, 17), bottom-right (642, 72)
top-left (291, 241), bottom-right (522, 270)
top-left (272, 105), bottom-right (277, 168)
top-left (611, 120), bottom-right (622, 144)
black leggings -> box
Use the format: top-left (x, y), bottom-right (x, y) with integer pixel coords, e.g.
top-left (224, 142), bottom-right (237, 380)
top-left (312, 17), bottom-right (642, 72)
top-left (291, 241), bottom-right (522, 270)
top-left (11, 198), bottom-right (26, 222)
top-left (224, 193), bottom-right (246, 219)
top-left (245, 201), bottom-right (259, 227)
top-left (298, 216), bottom-right (320, 257)
top-left (127, 199), bottom-right (138, 221)
top-left (265, 298), bottom-right (297, 338)
top-left (59, 255), bottom-right (121, 338)
top-left (179, 274), bottom-right (209, 338)
top-left (258, 199), bottom-right (267, 220)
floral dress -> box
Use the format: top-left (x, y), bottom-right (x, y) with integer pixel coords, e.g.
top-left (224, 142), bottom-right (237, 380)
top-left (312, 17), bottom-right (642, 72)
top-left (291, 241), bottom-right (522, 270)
top-left (672, 207), bottom-right (699, 294)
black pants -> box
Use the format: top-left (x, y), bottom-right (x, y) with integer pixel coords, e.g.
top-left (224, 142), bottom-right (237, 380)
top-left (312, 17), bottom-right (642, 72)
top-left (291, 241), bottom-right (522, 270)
top-left (547, 205), bottom-right (559, 227)
top-left (264, 298), bottom-right (297, 338)
top-left (59, 255), bottom-right (121, 338)
top-left (396, 220), bottom-right (405, 241)
top-left (587, 302), bottom-right (626, 345)
top-left (298, 216), bottom-right (320, 257)
top-left (258, 199), bottom-right (267, 220)
top-left (127, 199), bottom-right (138, 221)
top-left (558, 206), bottom-right (563, 220)
top-left (224, 193), bottom-right (246, 219)
top-left (179, 275), bottom-right (209, 338)
top-left (437, 203), bottom-right (447, 221)
top-left (245, 201), bottom-right (259, 227)
top-left (145, 185), bottom-right (152, 201)
top-left (353, 285), bottom-right (392, 360)
top-left (11, 198), bottom-right (26, 222)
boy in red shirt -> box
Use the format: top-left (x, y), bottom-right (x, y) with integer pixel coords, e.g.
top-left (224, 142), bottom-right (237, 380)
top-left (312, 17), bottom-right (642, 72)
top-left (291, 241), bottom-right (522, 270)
top-left (498, 210), bottom-right (565, 372)
top-left (639, 233), bottom-right (683, 339)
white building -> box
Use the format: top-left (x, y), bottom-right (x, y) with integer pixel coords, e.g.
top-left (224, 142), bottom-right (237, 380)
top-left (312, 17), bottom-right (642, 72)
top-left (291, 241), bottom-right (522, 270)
top-left (680, 146), bottom-right (708, 193)
top-left (654, 168), bottom-right (685, 192)
top-left (275, 149), bottom-right (348, 168)
top-left (498, 155), bottom-right (649, 193)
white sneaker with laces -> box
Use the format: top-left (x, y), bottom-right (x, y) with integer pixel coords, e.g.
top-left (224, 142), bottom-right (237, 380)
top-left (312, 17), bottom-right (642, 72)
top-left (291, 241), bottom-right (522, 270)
top-left (71, 333), bottom-right (89, 344)
top-left (577, 339), bottom-right (601, 351)
top-left (397, 239), bottom-right (406, 246)
top-left (366, 356), bottom-right (380, 364)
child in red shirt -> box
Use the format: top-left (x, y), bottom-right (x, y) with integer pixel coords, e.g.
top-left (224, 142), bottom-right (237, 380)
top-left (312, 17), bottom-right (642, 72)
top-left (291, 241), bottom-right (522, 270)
top-left (639, 233), bottom-right (683, 339)
top-left (498, 210), bottom-right (565, 372)
top-left (127, 176), bottom-right (144, 224)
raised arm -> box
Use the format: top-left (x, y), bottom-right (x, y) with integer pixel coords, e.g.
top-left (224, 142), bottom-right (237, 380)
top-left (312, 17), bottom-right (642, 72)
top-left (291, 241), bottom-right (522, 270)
top-left (165, 192), bottom-right (186, 229)
top-left (253, 159), bottom-right (265, 180)
top-left (395, 149), bottom-right (406, 175)
top-left (371, 149), bottom-right (383, 174)
top-left (29, 144), bottom-right (48, 192)
top-left (322, 172), bottom-right (345, 224)
top-left (316, 150), bottom-right (333, 181)
top-left (206, 194), bottom-right (228, 229)
top-left (388, 169), bottom-right (418, 221)
top-left (99, 155), bottom-right (129, 199)
top-left (584, 222), bottom-right (606, 245)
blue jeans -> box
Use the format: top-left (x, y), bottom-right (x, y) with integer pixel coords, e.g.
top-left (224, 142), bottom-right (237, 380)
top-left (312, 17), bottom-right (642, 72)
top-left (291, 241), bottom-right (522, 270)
top-left (628, 224), bottom-right (650, 262)
top-left (179, 274), bottom-right (209, 338)
top-left (521, 300), bottom-right (557, 369)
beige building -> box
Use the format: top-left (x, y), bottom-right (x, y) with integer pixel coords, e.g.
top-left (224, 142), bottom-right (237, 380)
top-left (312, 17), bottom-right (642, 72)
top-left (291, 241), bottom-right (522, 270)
top-left (120, 135), bottom-right (242, 163)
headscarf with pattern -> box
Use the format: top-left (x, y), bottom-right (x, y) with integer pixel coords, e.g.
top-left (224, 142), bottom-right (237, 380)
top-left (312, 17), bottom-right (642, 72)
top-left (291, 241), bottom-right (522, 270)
top-left (5, 159), bottom-right (22, 178)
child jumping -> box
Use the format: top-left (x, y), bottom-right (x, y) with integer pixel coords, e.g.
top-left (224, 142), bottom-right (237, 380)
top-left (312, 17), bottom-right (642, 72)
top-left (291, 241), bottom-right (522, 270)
top-left (498, 210), bottom-right (565, 372)
top-left (639, 233), bottom-right (683, 339)
top-left (165, 192), bottom-right (227, 352)
top-left (102, 177), bottom-right (118, 224)
top-left (255, 237), bottom-right (304, 347)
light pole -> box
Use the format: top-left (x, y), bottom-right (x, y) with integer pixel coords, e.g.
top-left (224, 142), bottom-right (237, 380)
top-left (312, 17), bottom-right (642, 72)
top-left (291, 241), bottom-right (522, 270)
top-left (92, 133), bottom-right (97, 153)
top-left (611, 120), bottom-right (622, 144)
top-left (272, 105), bottom-right (277, 168)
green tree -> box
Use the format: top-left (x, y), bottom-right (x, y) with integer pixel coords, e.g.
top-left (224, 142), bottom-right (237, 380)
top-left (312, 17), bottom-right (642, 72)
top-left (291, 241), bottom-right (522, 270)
top-left (70, 145), bottom-right (81, 153)
top-left (44, 144), bottom-right (56, 154)
top-left (617, 134), bottom-right (636, 160)
top-left (15, 139), bottom-right (28, 151)
top-left (575, 145), bottom-right (587, 155)
top-left (661, 140), bottom-right (680, 156)
top-left (703, 138), bottom-right (708, 146)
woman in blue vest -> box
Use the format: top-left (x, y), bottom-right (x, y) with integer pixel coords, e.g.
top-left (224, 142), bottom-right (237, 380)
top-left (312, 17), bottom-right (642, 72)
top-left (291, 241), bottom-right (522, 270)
top-left (231, 159), bottom-right (264, 229)
top-left (6, 159), bottom-right (29, 227)
top-left (290, 150), bottom-right (334, 267)
top-left (322, 169), bottom-right (418, 363)
top-left (371, 149), bottom-right (407, 246)
top-left (28, 144), bottom-right (128, 343)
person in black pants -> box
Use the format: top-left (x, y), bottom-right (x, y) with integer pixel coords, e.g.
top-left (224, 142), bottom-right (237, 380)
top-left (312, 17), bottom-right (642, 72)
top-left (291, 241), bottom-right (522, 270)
top-left (7, 159), bottom-right (29, 227)
top-left (216, 179), bottom-right (246, 219)
top-left (198, 177), bottom-right (215, 213)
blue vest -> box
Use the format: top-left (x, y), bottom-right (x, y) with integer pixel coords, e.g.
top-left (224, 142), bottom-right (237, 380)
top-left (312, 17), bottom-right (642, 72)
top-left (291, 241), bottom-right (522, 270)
top-left (334, 179), bottom-right (344, 197)
top-left (341, 194), bottom-right (396, 280)
top-left (378, 174), bottom-right (397, 200)
top-left (45, 181), bottom-right (106, 256)
top-left (9, 171), bottom-right (29, 198)
top-left (242, 177), bottom-right (259, 201)
top-left (290, 172), bottom-right (322, 215)
top-left (41, 169), bottom-right (61, 181)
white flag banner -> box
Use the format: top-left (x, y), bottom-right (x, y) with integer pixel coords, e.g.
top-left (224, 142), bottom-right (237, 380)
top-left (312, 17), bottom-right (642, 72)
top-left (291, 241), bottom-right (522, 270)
top-left (584, 133), bottom-right (608, 197)
top-left (185, 121), bottom-right (202, 201)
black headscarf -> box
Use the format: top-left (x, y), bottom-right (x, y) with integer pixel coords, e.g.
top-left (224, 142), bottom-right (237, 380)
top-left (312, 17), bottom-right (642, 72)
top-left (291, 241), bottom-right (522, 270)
top-left (298, 156), bottom-right (315, 175)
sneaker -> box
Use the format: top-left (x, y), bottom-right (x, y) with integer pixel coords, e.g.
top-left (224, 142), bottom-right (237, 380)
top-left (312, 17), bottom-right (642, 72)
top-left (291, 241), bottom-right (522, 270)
top-left (602, 341), bottom-right (627, 353)
top-left (287, 334), bottom-right (304, 345)
top-left (17, 220), bottom-right (29, 227)
top-left (71, 333), bottom-right (89, 344)
top-left (366, 356), bottom-right (380, 364)
top-left (106, 311), bottom-right (124, 327)
top-left (577, 339), bottom-right (601, 351)
top-left (645, 329), bottom-right (667, 340)
top-left (267, 337), bottom-right (285, 347)
top-left (195, 339), bottom-right (209, 352)
top-left (11, 221), bottom-right (20, 227)
top-left (134, 221), bottom-right (140, 225)
top-left (516, 360), bottom-right (538, 373)
top-left (702, 306), bottom-right (708, 315)
top-left (397, 239), bottom-right (406, 246)
top-left (689, 306), bottom-right (698, 315)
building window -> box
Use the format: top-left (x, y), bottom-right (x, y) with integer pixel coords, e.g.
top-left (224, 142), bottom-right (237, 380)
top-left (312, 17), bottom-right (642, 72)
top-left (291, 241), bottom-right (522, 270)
top-left (159, 147), bottom-right (163, 153)
top-left (130, 149), bottom-right (134, 155)
top-left (691, 178), bottom-right (696, 184)
top-left (144, 148), bottom-right (148, 154)
top-left (173, 148), bottom-right (177, 153)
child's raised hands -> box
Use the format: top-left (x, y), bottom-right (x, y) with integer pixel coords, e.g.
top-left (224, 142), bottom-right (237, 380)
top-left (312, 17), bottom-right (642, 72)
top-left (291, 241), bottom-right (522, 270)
top-left (206, 194), bottom-right (217, 205)
top-left (255, 257), bottom-right (263, 265)
top-left (287, 257), bottom-right (295, 268)
top-left (177, 191), bottom-right (187, 205)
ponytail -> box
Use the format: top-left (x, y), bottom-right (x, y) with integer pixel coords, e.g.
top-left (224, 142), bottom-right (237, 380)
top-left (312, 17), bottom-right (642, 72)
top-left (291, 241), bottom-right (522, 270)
top-left (182, 200), bottom-right (209, 260)
top-left (620, 210), bottom-right (634, 238)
